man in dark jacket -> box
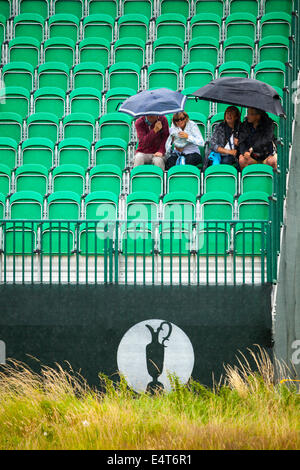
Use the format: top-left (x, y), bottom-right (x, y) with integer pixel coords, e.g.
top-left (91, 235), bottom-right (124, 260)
top-left (238, 108), bottom-right (277, 170)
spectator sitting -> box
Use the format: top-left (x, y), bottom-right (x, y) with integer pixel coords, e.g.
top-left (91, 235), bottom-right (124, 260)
top-left (238, 107), bottom-right (277, 170)
top-left (205, 106), bottom-right (241, 169)
top-left (133, 114), bottom-right (169, 170)
top-left (165, 111), bottom-right (204, 170)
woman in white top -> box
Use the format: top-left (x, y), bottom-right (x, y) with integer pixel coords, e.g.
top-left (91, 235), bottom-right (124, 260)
top-left (165, 111), bottom-right (205, 169)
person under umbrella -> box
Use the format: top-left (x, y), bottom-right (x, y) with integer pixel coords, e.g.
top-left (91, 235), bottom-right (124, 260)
top-left (205, 106), bottom-right (241, 169)
top-left (133, 114), bottom-right (169, 170)
top-left (238, 107), bottom-right (277, 170)
top-left (165, 111), bottom-right (204, 169)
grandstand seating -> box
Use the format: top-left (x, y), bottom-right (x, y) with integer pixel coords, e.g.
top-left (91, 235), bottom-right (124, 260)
top-left (0, 0), bottom-right (298, 286)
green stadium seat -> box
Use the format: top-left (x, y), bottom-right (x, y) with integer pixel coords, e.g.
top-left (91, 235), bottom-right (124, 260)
top-left (161, 192), bottom-right (196, 255)
top-left (153, 36), bottom-right (185, 68)
top-left (15, 164), bottom-right (48, 196)
top-left (258, 36), bottom-right (289, 63)
top-left (225, 13), bottom-right (257, 40)
top-left (167, 165), bottom-right (201, 197)
top-left (198, 192), bottom-right (234, 255)
top-left (94, 138), bottom-right (128, 170)
top-left (34, 87), bottom-right (66, 119)
top-left (73, 62), bottom-right (105, 92)
top-left (44, 37), bottom-right (75, 69)
top-left (88, 0), bottom-right (118, 18)
top-left (260, 13), bottom-right (292, 39)
top-left (21, 137), bottom-right (55, 169)
top-left (188, 36), bottom-right (220, 67)
top-left (147, 61), bottom-right (180, 90)
top-left (79, 191), bottom-right (119, 255)
top-left (42, 191), bottom-right (81, 254)
top-left (37, 62), bottom-right (70, 92)
top-left (130, 165), bottom-right (164, 197)
top-left (181, 88), bottom-right (211, 117)
top-left (241, 164), bottom-right (274, 196)
top-left (0, 137), bottom-right (18, 169)
top-left (58, 138), bottom-right (91, 169)
top-left (254, 60), bottom-right (286, 89)
top-left (46, 190), bottom-right (81, 219)
top-left (53, 0), bottom-right (85, 18)
top-left (113, 37), bottom-right (146, 68)
top-left (228, 0), bottom-right (260, 16)
top-left (52, 164), bottom-right (86, 196)
top-left (223, 37), bottom-right (255, 65)
top-left (89, 164), bottom-right (122, 196)
top-left (0, 112), bottom-right (23, 142)
top-left (69, 87), bottom-right (102, 119)
top-left (8, 37), bottom-right (40, 68)
top-left (2, 62), bottom-right (34, 92)
top-left (19, 0), bottom-right (50, 18)
top-left (160, 0), bottom-right (190, 17)
top-left (190, 14), bottom-right (222, 41)
top-left (26, 113), bottom-right (59, 144)
top-left (0, 14), bottom-right (6, 44)
top-left (13, 13), bottom-right (45, 42)
top-left (0, 164), bottom-right (11, 195)
top-left (99, 112), bottom-right (132, 144)
top-left (105, 87), bottom-right (136, 114)
top-left (48, 14), bottom-right (80, 43)
top-left (78, 38), bottom-right (110, 67)
top-left (204, 165), bottom-right (238, 197)
top-left (194, 0), bottom-right (224, 17)
top-left (0, 87), bottom-right (30, 119)
top-left (5, 191), bottom-right (44, 255)
top-left (156, 14), bottom-right (187, 41)
top-left (118, 14), bottom-right (149, 42)
top-left (264, 0), bottom-right (294, 15)
top-left (83, 14), bottom-right (115, 43)
top-left (108, 62), bottom-right (141, 92)
top-left (235, 191), bottom-right (270, 255)
top-left (122, 191), bottom-right (159, 255)
top-left (218, 61), bottom-right (251, 79)
top-left (63, 113), bottom-right (96, 144)
top-left (122, 0), bottom-right (154, 18)
top-left (0, 0), bottom-right (12, 20)
top-left (187, 112), bottom-right (207, 142)
top-left (182, 62), bottom-right (215, 89)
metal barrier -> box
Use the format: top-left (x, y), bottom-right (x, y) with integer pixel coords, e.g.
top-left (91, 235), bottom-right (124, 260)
top-left (0, 219), bottom-right (276, 285)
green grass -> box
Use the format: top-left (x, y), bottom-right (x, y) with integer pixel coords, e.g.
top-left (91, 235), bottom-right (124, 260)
top-left (0, 347), bottom-right (299, 450)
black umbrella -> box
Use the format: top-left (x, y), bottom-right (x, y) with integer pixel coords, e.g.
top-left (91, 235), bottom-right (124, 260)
top-left (192, 77), bottom-right (285, 117)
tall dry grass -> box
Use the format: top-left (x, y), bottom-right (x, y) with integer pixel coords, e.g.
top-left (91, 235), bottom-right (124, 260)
top-left (0, 346), bottom-right (299, 450)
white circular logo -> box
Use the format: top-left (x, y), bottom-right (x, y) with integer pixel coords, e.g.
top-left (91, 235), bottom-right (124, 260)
top-left (117, 319), bottom-right (195, 393)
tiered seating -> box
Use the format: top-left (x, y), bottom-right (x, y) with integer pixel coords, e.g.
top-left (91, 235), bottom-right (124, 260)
top-left (0, 0), bottom-right (297, 284)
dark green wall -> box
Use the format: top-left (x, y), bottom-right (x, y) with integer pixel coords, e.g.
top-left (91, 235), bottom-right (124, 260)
top-left (0, 284), bottom-right (273, 389)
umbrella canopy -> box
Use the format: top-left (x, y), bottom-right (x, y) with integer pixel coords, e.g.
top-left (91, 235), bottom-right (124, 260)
top-left (192, 77), bottom-right (285, 117)
top-left (118, 88), bottom-right (187, 118)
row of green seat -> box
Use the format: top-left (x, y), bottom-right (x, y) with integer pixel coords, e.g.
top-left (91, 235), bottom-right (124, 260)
top-left (0, 188), bottom-right (270, 255)
top-left (5, 0), bottom-right (295, 21)
top-left (0, 11), bottom-right (293, 47)
top-left (0, 163), bottom-right (274, 201)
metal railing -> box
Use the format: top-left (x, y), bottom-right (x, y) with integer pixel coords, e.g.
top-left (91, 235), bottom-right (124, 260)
top-left (0, 218), bottom-right (277, 285)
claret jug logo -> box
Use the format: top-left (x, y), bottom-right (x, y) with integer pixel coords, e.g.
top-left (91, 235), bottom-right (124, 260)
top-left (117, 320), bottom-right (194, 393)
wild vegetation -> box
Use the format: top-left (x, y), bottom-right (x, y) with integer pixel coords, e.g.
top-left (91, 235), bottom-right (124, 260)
top-left (0, 347), bottom-right (299, 450)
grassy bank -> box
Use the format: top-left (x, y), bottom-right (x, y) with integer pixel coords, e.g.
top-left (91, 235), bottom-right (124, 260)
top-left (0, 347), bottom-right (299, 450)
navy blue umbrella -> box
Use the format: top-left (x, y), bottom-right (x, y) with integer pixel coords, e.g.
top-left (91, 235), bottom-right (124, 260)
top-left (192, 77), bottom-right (285, 117)
top-left (118, 88), bottom-right (187, 118)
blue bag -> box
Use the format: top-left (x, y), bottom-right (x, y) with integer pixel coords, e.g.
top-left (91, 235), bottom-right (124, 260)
top-left (208, 151), bottom-right (221, 165)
